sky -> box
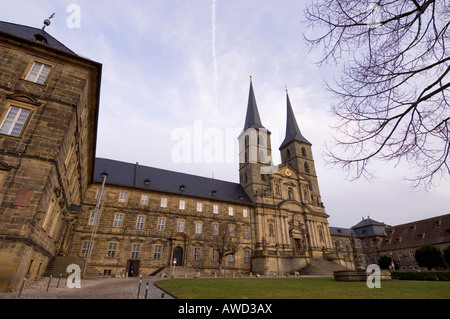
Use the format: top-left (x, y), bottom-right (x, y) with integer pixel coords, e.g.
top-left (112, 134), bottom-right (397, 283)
top-left (1, 0), bottom-right (449, 228)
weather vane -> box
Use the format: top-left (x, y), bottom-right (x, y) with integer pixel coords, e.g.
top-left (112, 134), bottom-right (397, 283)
top-left (42, 13), bottom-right (55, 31)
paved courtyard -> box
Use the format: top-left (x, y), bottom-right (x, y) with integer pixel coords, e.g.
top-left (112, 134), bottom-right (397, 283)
top-left (0, 276), bottom-right (174, 299)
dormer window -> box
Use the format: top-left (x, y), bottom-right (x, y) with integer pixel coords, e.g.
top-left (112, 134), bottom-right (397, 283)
top-left (25, 61), bottom-right (52, 85)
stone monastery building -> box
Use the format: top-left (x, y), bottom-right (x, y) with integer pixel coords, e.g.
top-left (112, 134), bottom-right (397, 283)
top-left (1, 20), bottom-right (448, 293)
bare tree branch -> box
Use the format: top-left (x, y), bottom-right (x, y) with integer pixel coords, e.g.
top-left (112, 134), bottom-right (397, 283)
top-left (304, 0), bottom-right (450, 189)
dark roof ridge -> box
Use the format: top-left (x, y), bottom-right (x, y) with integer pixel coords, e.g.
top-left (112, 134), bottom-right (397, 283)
top-left (93, 158), bottom-right (253, 205)
top-left (0, 20), bottom-right (76, 55)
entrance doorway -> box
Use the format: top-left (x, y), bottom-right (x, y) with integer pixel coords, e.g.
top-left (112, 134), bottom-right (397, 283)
top-left (173, 246), bottom-right (183, 266)
top-left (126, 260), bottom-right (140, 277)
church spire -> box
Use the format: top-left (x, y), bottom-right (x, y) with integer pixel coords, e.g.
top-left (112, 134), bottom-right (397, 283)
top-left (243, 76), bottom-right (265, 131)
top-left (280, 90), bottom-right (311, 149)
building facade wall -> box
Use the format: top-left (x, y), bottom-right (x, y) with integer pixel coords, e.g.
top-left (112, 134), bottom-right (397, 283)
top-left (0, 31), bottom-right (100, 292)
top-left (68, 184), bottom-right (253, 276)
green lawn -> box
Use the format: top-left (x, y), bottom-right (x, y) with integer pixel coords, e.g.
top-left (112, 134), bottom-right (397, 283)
top-left (155, 277), bottom-right (450, 299)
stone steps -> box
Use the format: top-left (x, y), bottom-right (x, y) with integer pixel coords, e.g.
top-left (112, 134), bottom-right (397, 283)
top-left (43, 256), bottom-right (102, 278)
top-left (299, 258), bottom-right (349, 276)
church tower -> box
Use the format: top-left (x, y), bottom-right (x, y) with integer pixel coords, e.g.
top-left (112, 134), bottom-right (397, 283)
top-left (238, 78), bottom-right (273, 201)
top-left (279, 91), bottom-right (323, 207)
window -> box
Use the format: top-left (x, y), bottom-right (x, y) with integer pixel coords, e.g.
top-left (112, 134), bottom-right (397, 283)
top-left (81, 242), bottom-right (90, 257)
top-left (197, 202), bottom-right (203, 212)
top-left (140, 194), bottom-right (148, 205)
top-left (244, 227), bottom-right (250, 239)
top-left (269, 224), bottom-right (274, 237)
top-left (301, 147), bottom-right (307, 157)
top-left (243, 208), bottom-right (248, 218)
top-left (160, 197), bottom-right (167, 208)
top-left (136, 216), bottom-right (145, 229)
top-left (229, 225), bottom-right (235, 237)
top-left (154, 245), bottom-right (162, 259)
top-left (397, 252), bottom-right (404, 261)
top-left (88, 211), bottom-right (96, 225)
top-left (177, 220), bottom-right (185, 232)
top-left (228, 206), bottom-right (234, 216)
top-left (195, 222), bottom-right (202, 234)
top-left (157, 217), bottom-right (165, 231)
top-left (131, 244), bottom-right (140, 258)
top-left (179, 199), bottom-right (186, 210)
top-left (107, 243), bottom-right (117, 258)
top-left (118, 191), bottom-right (128, 203)
top-left (113, 213), bottom-right (123, 227)
top-left (96, 188), bottom-right (105, 200)
top-left (213, 204), bottom-right (219, 215)
top-left (245, 251), bottom-right (251, 263)
top-left (0, 106), bottom-right (31, 137)
top-left (212, 223), bottom-right (219, 236)
top-left (409, 251), bottom-right (415, 260)
top-left (228, 254), bottom-right (235, 263)
top-left (212, 249), bottom-right (218, 262)
top-left (288, 187), bottom-right (294, 200)
top-left (194, 248), bottom-right (201, 261)
top-left (304, 162), bottom-right (310, 173)
top-left (25, 62), bottom-right (52, 84)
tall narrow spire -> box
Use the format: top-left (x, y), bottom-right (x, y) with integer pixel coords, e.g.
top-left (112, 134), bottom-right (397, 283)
top-left (243, 77), bottom-right (265, 131)
top-left (280, 91), bottom-right (311, 149)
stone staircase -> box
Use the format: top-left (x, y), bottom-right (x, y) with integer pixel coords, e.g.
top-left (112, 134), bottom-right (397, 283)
top-left (43, 256), bottom-right (102, 278)
top-left (298, 258), bottom-right (349, 276)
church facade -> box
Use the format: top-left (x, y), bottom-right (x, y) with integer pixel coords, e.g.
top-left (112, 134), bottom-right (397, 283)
top-left (65, 80), bottom-right (335, 278)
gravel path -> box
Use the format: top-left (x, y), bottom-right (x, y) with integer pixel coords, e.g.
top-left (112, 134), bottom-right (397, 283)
top-left (0, 276), bottom-right (174, 299)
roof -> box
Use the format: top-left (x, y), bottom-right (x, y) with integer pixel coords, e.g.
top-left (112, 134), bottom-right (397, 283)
top-left (279, 93), bottom-right (311, 149)
top-left (379, 214), bottom-right (450, 251)
top-left (243, 79), bottom-right (266, 131)
top-left (351, 217), bottom-right (387, 237)
top-left (351, 217), bottom-right (386, 229)
top-left (329, 227), bottom-right (353, 237)
top-left (329, 217), bottom-right (388, 238)
top-left (93, 158), bottom-right (253, 205)
top-left (0, 20), bottom-right (76, 55)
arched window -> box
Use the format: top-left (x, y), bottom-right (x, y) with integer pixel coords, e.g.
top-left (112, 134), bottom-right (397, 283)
top-left (286, 149), bottom-right (291, 159)
top-left (301, 147), bottom-right (307, 157)
top-left (304, 162), bottom-right (310, 173)
top-left (275, 184), bottom-right (281, 196)
top-left (288, 187), bottom-right (294, 200)
top-left (269, 224), bottom-right (274, 237)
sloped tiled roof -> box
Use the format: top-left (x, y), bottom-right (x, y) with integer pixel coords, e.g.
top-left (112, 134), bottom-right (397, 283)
top-left (329, 227), bottom-right (353, 237)
top-left (379, 214), bottom-right (450, 251)
top-left (93, 158), bottom-right (252, 205)
top-left (0, 20), bottom-right (76, 55)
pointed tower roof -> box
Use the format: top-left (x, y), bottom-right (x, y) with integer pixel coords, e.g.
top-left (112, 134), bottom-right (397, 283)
top-left (243, 77), bottom-right (266, 131)
top-left (280, 91), bottom-right (311, 148)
